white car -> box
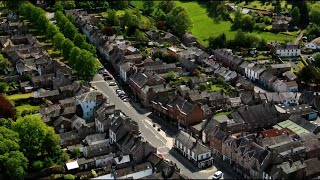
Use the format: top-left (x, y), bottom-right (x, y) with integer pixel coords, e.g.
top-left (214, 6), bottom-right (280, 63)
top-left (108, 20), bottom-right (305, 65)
top-left (109, 82), bottom-right (117, 86)
top-left (212, 171), bottom-right (223, 179)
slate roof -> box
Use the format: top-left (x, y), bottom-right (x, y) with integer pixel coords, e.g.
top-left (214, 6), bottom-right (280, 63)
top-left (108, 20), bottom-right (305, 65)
top-left (260, 71), bottom-right (277, 82)
top-left (283, 71), bottom-right (297, 81)
top-left (175, 131), bottom-right (210, 155)
top-left (305, 158), bottom-right (320, 177)
top-left (84, 133), bottom-right (107, 145)
top-left (289, 115), bottom-right (320, 133)
top-left (310, 37), bottom-right (320, 47)
top-left (113, 162), bottom-right (153, 179)
top-left (269, 64), bottom-right (291, 69)
top-left (76, 91), bottom-right (100, 102)
top-left (59, 130), bottom-right (80, 145)
top-left (259, 134), bottom-right (293, 147)
top-left (84, 142), bottom-right (111, 158)
top-left (167, 97), bottom-right (194, 114)
top-left (53, 116), bottom-right (72, 127)
top-left (71, 115), bottom-right (86, 130)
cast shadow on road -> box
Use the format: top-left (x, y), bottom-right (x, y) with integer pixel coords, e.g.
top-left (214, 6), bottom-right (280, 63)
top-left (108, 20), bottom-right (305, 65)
top-left (168, 148), bottom-right (200, 173)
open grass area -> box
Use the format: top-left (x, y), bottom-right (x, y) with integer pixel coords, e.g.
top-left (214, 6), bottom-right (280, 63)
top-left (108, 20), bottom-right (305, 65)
top-left (7, 93), bottom-right (33, 101)
top-left (175, 1), bottom-right (294, 46)
top-left (16, 104), bottom-right (40, 115)
top-left (214, 111), bottom-right (232, 117)
top-left (210, 85), bottom-right (222, 92)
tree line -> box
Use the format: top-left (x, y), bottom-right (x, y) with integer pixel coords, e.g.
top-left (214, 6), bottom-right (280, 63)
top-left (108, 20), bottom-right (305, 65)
top-left (19, 2), bottom-right (98, 81)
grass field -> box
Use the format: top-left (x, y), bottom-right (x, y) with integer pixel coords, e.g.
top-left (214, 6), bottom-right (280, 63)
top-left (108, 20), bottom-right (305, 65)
top-left (214, 111), bottom-right (232, 117)
top-left (16, 104), bottom-right (40, 115)
top-left (175, 1), bottom-right (295, 46)
top-left (7, 93), bottom-right (33, 101)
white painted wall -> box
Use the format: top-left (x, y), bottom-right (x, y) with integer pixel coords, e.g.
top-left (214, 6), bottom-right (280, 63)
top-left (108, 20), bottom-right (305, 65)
top-left (77, 99), bottom-right (96, 120)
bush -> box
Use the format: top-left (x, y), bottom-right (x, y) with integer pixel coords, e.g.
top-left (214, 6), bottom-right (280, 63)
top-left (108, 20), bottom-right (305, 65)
top-left (64, 174), bottom-right (75, 180)
top-left (32, 160), bottom-right (44, 171)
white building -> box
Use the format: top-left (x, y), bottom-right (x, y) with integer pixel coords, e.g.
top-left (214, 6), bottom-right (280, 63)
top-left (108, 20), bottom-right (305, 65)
top-left (174, 131), bottom-right (213, 169)
top-left (272, 43), bottom-right (301, 57)
top-left (306, 37), bottom-right (320, 50)
top-left (245, 64), bottom-right (266, 82)
top-left (76, 90), bottom-right (101, 121)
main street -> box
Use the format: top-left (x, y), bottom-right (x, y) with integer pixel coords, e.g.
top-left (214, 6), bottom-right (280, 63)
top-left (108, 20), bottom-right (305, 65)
top-left (91, 74), bottom-right (235, 179)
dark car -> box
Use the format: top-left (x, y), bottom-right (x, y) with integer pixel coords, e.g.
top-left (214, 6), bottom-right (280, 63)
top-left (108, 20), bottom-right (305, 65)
top-left (104, 76), bottom-right (113, 80)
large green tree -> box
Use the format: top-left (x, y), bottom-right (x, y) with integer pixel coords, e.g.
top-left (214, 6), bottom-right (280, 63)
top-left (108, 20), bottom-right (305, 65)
top-left (68, 47), bottom-right (81, 68)
top-left (73, 33), bottom-right (86, 47)
top-left (46, 23), bottom-right (59, 40)
top-left (75, 50), bottom-right (98, 81)
top-left (36, 14), bottom-right (49, 33)
top-left (291, 6), bottom-right (301, 26)
top-left (310, 4), bottom-right (320, 25)
top-left (242, 14), bottom-right (255, 31)
top-left (143, 1), bottom-right (155, 15)
top-left (12, 115), bottom-right (63, 162)
top-left (62, 39), bottom-right (75, 60)
top-left (53, 33), bottom-right (66, 51)
top-left (166, 6), bottom-right (192, 35)
top-left (158, 0), bottom-right (176, 13)
top-left (63, 22), bottom-right (77, 40)
top-left (106, 9), bottom-right (119, 26)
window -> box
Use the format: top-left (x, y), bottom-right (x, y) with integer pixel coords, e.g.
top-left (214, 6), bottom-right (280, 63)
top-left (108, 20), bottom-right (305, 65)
top-left (206, 153), bottom-right (209, 158)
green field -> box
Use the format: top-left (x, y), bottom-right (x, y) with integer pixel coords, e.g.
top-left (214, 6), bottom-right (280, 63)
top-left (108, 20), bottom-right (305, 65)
top-left (175, 1), bottom-right (295, 46)
top-left (7, 93), bottom-right (33, 101)
top-left (16, 104), bottom-right (40, 115)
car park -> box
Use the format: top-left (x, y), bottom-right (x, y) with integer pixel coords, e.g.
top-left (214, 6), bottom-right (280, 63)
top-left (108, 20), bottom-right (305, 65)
top-left (104, 76), bottom-right (113, 80)
top-left (120, 95), bottom-right (128, 100)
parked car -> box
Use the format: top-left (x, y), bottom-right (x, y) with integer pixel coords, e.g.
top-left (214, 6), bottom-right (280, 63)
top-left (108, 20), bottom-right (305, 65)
top-left (118, 92), bottom-right (127, 96)
top-left (116, 89), bottom-right (122, 93)
top-left (109, 82), bottom-right (117, 86)
top-left (103, 72), bottom-right (110, 76)
top-left (123, 98), bottom-right (130, 102)
top-left (212, 171), bottom-right (223, 180)
top-left (117, 90), bottom-right (125, 95)
top-left (104, 76), bottom-right (113, 80)
top-left (120, 95), bottom-right (129, 100)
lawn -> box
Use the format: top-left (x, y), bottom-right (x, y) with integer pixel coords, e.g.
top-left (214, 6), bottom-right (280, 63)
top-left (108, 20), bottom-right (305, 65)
top-left (210, 85), bottom-right (222, 92)
top-left (7, 93), bottom-right (33, 101)
top-left (16, 104), bottom-right (40, 115)
top-left (214, 111), bottom-right (232, 117)
top-left (174, 1), bottom-right (295, 46)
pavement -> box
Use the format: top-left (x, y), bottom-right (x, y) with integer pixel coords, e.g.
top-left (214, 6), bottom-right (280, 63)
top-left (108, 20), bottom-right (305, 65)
top-left (90, 73), bottom-right (235, 179)
top-left (294, 30), bottom-right (305, 45)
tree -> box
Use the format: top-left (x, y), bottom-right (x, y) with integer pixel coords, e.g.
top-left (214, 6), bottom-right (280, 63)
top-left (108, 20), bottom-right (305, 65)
top-left (164, 71), bottom-right (176, 81)
top-left (232, 9), bottom-right (242, 30)
top-left (312, 52), bottom-right (320, 68)
top-left (36, 14), bottom-right (49, 33)
top-left (66, 14), bottom-right (75, 24)
top-left (0, 82), bottom-right (8, 93)
top-left (62, 39), bottom-right (74, 60)
top-left (166, 6), bottom-right (192, 35)
top-left (32, 160), bottom-right (44, 171)
top-left (30, 7), bottom-right (44, 23)
top-left (75, 50), bottom-right (98, 81)
top-left (209, 33), bottom-right (227, 49)
top-left (310, 4), bottom-right (320, 25)
top-left (0, 151), bottom-right (28, 180)
top-left (274, 0), bottom-right (281, 15)
top-left (73, 34), bottom-right (86, 47)
top-left (0, 58), bottom-right (11, 72)
top-left (143, 1), bottom-right (155, 15)
top-left (68, 47), bottom-right (81, 68)
top-left (53, 33), bottom-right (66, 51)
top-left (291, 6), bottom-right (301, 26)
top-left (54, 1), bottom-right (64, 12)
top-left (0, 95), bottom-right (15, 119)
top-left (242, 14), bottom-right (255, 31)
top-left (64, 174), bottom-right (76, 180)
top-left (106, 9), bottom-right (119, 26)
top-left (12, 115), bottom-right (63, 162)
top-left (71, 148), bottom-right (81, 158)
top-left (63, 22), bottom-right (77, 40)
top-left (154, 8), bottom-right (167, 21)
top-left (46, 23), bottom-right (59, 40)
top-left (101, 26), bottom-right (114, 36)
top-left (81, 42), bottom-right (96, 55)
top-left (158, 0), bottom-right (176, 13)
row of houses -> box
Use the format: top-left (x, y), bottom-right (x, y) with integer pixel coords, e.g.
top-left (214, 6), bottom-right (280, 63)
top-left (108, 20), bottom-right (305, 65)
top-left (214, 48), bottom-right (299, 92)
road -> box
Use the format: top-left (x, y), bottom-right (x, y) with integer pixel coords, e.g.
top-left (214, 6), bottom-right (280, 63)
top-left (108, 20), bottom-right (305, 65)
top-left (91, 74), bottom-right (235, 179)
top-left (294, 30), bottom-right (305, 45)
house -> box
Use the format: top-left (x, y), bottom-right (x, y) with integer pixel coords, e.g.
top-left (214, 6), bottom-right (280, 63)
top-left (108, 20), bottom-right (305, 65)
top-left (272, 16), bottom-right (292, 31)
top-left (174, 131), bottom-right (213, 169)
top-left (214, 66), bottom-right (238, 82)
top-left (176, 85), bottom-right (190, 98)
top-left (76, 90), bottom-right (101, 121)
top-left (94, 154), bottom-right (113, 168)
top-left (299, 133), bottom-right (320, 159)
top-left (71, 115), bottom-right (96, 139)
top-left (245, 64), bottom-right (266, 82)
top-left (300, 91), bottom-right (320, 112)
top-left (128, 71), bottom-right (166, 107)
top-left (119, 61), bottom-right (135, 83)
top-left (94, 103), bottom-right (116, 133)
top-left (273, 80), bottom-right (298, 92)
top-left (289, 115), bottom-right (320, 134)
top-left (179, 58), bottom-right (197, 72)
top-left (59, 131), bottom-right (81, 148)
top-left (117, 133), bottom-right (157, 164)
top-left (144, 63), bottom-right (177, 74)
top-left (83, 142), bottom-right (110, 158)
top-left (306, 37), bottom-right (320, 50)
top-left (188, 76), bottom-right (208, 88)
top-left (221, 134), bottom-right (271, 179)
top-left (180, 33), bottom-right (198, 47)
top-left (93, 162), bottom-right (153, 180)
top-left (264, 92), bottom-right (299, 106)
top-left (77, 158), bottom-right (95, 170)
top-left (207, 91), bottom-right (231, 111)
top-left (233, 76), bottom-right (254, 91)
top-left (210, 129), bottom-right (228, 159)
top-left (53, 116), bottom-right (72, 134)
top-left (39, 104), bottom-right (61, 124)
top-left (267, 64), bottom-right (291, 76)
top-left (240, 91), bottom-right (262, 106)
top-left (259, 71), bottom-right (277, 89)
top-left (275, 104), bottom-right (318, 121)
top-left (83, 133), bottom-right (108, 146)
top-left (271, 43), bottom-right (301, 57)
top-left (282, 71), bottom-right (297, 81)
top-left (213, 49), bottom-right (243, 71)
top-left (265, 160), bottom-right (306, 179)
top-left (124, 54), bottom-right (143, 64)
top-left (32, 88), bottom-right (60, 101)
top-left (304, 158), bottom-right (320, 179)
top-left (109, 116), bottom-right (139, 145)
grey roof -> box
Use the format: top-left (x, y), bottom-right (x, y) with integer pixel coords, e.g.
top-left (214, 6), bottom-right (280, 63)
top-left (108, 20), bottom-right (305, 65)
top-left (167, 97), bottom-right (194, 114)
top-left (59, 130), bottom-right (80, 145)
top-left (274, 44), bottom-right (300, 50)
top-left (282, 71), bottom-right (297, 81)
top-left (192, 120), bottom-right (206, 131)
top-left (259, 134), bottom-right (293, 147)
top-left (175, 131), bottom-right (211, 155)
top-left (260, 71), bottom-right (277, 82)
top-left (189, 76), bottom-right (207, 84)
top-left (58, 97), bottom-right (76, 105)
top-left (114, 162), bottom-right (152, 179)
top-left (84, 142), bottom-right (110, 158)
top-left (270, 64), bottom-right (291, 69)
top-left (71, 115), bottom-right (86, 129)
top-left (305, 158), bottom-right (320, 177)
top-left (289, 115), bottom-right (319, 133)
top-left (84, 133), bottom-right (106, 145)
top-left (53, 116), bottom-right (72, 127)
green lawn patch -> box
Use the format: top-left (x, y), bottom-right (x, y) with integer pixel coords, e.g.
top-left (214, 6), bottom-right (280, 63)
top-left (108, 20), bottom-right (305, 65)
top-left (16, 104), bottom-right (40, 116)
top-left (175, 1), bottom-right (294, 46)
top-left (210, 85), bottom-right (222, 92)
top-left (214, 111), bottom-right (232, 117)
top-left (7, 93), bottom-right (33, 101)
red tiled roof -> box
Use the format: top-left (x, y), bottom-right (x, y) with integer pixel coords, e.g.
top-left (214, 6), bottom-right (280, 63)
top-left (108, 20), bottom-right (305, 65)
top-left (261, 128), bottom-right (295, 137)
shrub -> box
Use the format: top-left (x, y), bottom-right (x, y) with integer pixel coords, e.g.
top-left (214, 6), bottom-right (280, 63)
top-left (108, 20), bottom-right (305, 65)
top-left (64, 174), bottom-right (75, 180)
